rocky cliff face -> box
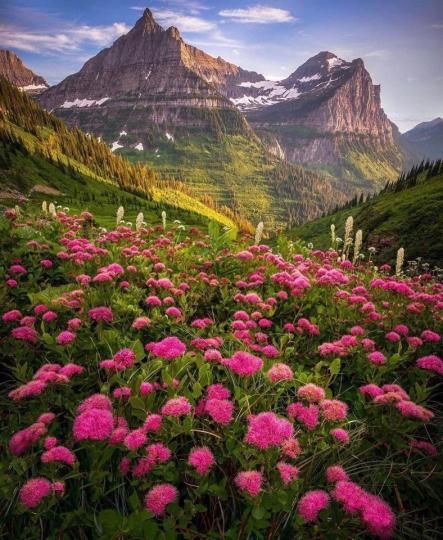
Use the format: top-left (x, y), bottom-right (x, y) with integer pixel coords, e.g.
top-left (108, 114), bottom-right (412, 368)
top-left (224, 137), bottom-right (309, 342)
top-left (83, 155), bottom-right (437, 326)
top-left (0, 49), bottom-right (48, 93)
top-left (39, 9), bottom-right (262, 144)
top-left (235, 52), bottom-right (405, 186)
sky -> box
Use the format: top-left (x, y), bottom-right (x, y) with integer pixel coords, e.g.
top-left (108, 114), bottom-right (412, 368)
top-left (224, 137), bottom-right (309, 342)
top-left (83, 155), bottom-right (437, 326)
top-left (0, 0), bottom-right (442, 131)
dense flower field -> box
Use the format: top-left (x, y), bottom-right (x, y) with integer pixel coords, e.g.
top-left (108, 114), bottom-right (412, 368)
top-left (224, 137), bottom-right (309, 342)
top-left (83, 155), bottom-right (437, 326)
top-left (0, 207), bottom-right (442, 539)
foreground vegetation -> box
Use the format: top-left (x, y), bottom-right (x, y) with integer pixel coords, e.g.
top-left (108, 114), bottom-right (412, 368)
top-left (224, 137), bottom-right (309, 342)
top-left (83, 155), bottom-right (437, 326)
top-left (0, 205), bottom-right (441, 539)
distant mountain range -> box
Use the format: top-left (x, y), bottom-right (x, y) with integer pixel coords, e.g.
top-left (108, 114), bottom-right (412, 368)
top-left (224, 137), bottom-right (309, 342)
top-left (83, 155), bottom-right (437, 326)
top-left (1, 8), bottom-right (441, 226)
top-left (403, 118), bottom-right (443, 160)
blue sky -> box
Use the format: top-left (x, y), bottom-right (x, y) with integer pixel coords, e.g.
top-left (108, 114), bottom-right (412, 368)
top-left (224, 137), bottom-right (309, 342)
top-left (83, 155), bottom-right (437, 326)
top-left (1, 0), bottom-right (442, 131)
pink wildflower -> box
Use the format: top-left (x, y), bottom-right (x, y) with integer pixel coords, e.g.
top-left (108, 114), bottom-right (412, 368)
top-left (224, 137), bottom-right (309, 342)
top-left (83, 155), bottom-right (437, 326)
top-left (161, 396), bottom-right (192, 417)
top-left (359, 384), bottom-right (384, 398)
top-left (281, 437), bottom-right (302, 459)
top-left (113, 348), bottom-right (136, 370)
top-left (332, 480), bottom-right (368, 514)
top-left (140, 382), bottom-right (155, 395)
top-left (396, 400), bottom-right (434, 422)
top-left (298, 383), bottom-right (325, 402)
top-left (124, 429), bottom-right (147, 450)
top-left (188, 447), bottom-right (215, 475)
top-left (298, 490), bottom-right (330, 522)
top-left (88, 306), bottom-right (113, 322)
top-left (132, 316), bottom-right (151, 329)
top-left (147, 443), bottom-right (171, 465)
top-left (368, 351), bottom-right (386, 365)
top-left (330, 428), bottom-right (350, 444)
top-left (56, 331), bottom-right (76, 346)
top-left (410, 439), bottom-right (438, 457)
top-left (205, 398), bottom-right (234, 425)
top-left (145, 484), bottom-right (178, 516)
top-left (267, 363), bottom-right (293, 382)
top-left (245, 412), bottom-right (293, 449)
top-left (277, 462), bottom-right (299, 484)
top-left (41, 446), bottom-right (76, 466)
top-left (234, 471), bottom-right (262, 497)
top-left (287, 402), bottom-right (319, 430)
top-left (225, 351), bottom-right (263, 377)
top-left (421, 330), bottom-right (440, 343)
top-left (146, 336), bottom-right (187, 359)
top-left (11, 326), bottom-right (38, 344)
top-left (320, 399), bottom-right (348, 421)
top-left (19, 478), bottom-right (51, 508)
top-left (416, 355), bottom-right (443, 375)
top-left (206, 383), bottom-right (231, 399)
top-left (144, 414), bottom-right (162, 433)
top-left (361, 495), bottom-right (396, 539)
top-left (73, 409), bottom-right (113, 441)
top-left (326, 465), bottom-right (349, 483)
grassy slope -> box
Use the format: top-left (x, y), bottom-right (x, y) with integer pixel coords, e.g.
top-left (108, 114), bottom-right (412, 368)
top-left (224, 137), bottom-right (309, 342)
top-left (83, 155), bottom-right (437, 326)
top-left (0, 122), bottom-right (237, 230)
top-left (119, 134), bottom-right (281, 226)
top-left (289, 172), bottom-right (443, 266)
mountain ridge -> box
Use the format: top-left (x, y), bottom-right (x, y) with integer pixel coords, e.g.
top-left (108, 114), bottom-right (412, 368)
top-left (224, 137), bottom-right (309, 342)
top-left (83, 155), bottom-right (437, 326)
top-left (33, 8), bottom-right (411, 223)
top-left (403, 117), bottom-right (443, 159)
top-left (0, 49), bottom-right (48, 93)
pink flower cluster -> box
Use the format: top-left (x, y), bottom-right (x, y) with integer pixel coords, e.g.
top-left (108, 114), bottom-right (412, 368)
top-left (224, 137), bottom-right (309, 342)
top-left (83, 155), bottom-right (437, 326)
top-left (245, 412), bottom-right (293, 449)
top-left (9, 363), bottom-right (83, 400)
top-left (146, 336), bottom-right (187, 359)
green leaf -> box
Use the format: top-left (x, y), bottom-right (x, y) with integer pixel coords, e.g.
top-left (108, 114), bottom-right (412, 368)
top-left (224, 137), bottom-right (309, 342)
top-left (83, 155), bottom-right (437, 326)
top-left (132, 339), bottom-right (145, 362)
top-left (252, 506), bottom-right (266, 520)
top-left (98, 509), bottom-right (122, 535)
top-left (128, 492), bottom-right (141, 512)
top-left (329, 357), bottom-right (341, 375)
top-left (41, 332), bottom-right (55, 345)
top-left (129, 396), bottom-right (145, 411)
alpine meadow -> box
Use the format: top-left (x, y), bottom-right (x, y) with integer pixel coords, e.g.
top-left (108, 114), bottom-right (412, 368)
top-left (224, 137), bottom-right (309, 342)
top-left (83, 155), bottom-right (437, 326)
top-left (0, 2), bottom-right (442, 539)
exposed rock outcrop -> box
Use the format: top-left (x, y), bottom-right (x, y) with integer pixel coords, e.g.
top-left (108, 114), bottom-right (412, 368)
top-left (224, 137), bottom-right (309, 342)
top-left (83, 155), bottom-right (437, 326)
top-left (39, 9), bottom-right (262, 141)
top-left (0, 49), bottom-right (48, 93)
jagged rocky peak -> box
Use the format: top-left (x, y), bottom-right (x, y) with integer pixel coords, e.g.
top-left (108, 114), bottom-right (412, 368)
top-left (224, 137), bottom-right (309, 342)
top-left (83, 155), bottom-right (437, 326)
top-left (231, 51), bottom-right (379, 115)
top-left (0, 49), bottom-right (48, 93)
top-left (39, 7), bottom-right (265, 114)
top-left (135, 7), bottom-right (163, 33)
top-left (166, 26), bottom-right (181, 40)
top-left (38, 7), bottom-right (263, 143)
top-left (285, 51), bottom-right (350, 82)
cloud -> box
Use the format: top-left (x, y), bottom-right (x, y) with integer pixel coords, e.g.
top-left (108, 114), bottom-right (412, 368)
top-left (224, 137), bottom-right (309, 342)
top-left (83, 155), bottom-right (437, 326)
top-left (152, 9), bottom-right (216, 32)
top-left (189, 29), bottom-right (246, 49)
top-left (219, 5), bottom-right (296, 24)
top-left (0, 22), bottom-right (130, 54)
top-left (431, 23), bottom-right (443, 29)
top-left (364, 49), bottom-right (389, 58)
top-left (132, 1), bottom-right (209, 15)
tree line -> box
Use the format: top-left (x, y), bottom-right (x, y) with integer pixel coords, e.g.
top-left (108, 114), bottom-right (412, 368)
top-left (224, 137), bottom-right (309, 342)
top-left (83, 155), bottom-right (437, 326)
top-left (327, 159), bottom-right (443, 215)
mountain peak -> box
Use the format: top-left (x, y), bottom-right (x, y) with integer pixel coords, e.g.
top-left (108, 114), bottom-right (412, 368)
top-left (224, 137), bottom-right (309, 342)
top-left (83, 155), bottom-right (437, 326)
top-left (133, 7), bottom-right (163, 33)
top-left (166, 26), bottom-right (181, 40)
top-left (312, 51), bottom-right (337, 60)
top-left (0, 48), bottom-right (48, 91)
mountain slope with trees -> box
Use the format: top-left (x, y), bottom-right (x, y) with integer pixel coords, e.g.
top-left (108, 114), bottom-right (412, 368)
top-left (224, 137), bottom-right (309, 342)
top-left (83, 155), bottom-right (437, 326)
top-left (0, 77), bottom-right (238, 229)
top-left (289, 160), bottom-right (443, 266)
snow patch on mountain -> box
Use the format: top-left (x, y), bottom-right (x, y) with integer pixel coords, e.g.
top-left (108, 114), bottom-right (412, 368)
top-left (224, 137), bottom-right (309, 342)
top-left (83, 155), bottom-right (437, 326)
top-left (111, 141), bottom-right (123, 152)
top-left (19, 84), bottom-right (48, 91)
top-left (327, 57), bottom-right (344, 69)
top-left (134, 142), bottom-right (144, 151)
top-left (298, 74), bottom-right (321, 83)
top-left (60, 97), bottom-right (109, 109)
